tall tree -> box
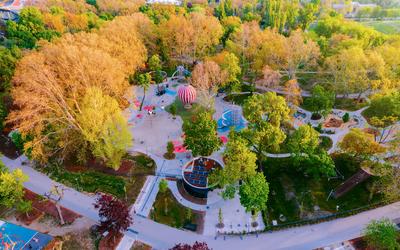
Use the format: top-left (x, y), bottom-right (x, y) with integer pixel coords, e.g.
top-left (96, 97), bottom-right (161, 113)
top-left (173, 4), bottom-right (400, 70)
top-left (220, 132), bottom-right (257, 186)
top-left (289, 124), bottom-right (335, 179)
top-left (242, 92), bottom-right (290, 162)
top-left (306, 85), bottom-right (335, 116)
top-left (183, 112), bottom-right (221, 156)
top-left (76, 87), bottom-right (132, 169)
top-left (239, 172), bottom-right (269, 213)
top-left (8, 30), bottom-right (138, 163)
top-left (136, 73), bottom-right (152, 111)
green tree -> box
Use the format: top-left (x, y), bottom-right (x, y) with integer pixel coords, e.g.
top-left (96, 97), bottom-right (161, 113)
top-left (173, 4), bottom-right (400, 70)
top-left (221, 133), bottom-right (257, 185)
top-left (148, 54), bottom-right (162, 72)
top-left (298, 0), bottom-right (320, 30)
top-left (183, 112), bottom-right (221, 156)
top-left (364, 218), bottom-right (400, 250)
top-left (306, 85), bottom-right (334, 116)
top-left (77, 87), bottom-right (132, 169)
top-left (289, 125), bottom-right (335, 179)
top-left (0, 168), bottom-right (28, 208)
top-left (242, 92), bottom-right (290, 162)
top-left (288, 125), bottom-right (319, 155)
top-left (239, 172), bottom-right (269, 213)
top-left (0, 46), bottom-right (21, 91)
top-left (6, 7), bottom-right (59, 48)
top-left (136, 73), bottom-right (152, 111)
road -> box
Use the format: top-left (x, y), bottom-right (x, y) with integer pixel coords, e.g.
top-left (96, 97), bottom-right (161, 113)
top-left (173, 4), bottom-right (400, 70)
top-left (3, 155), bottom-right (400, 250)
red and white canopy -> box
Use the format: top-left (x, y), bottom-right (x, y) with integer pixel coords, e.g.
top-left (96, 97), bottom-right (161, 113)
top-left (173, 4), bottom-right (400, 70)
top-left (178, 85), bottom-right (196, 105)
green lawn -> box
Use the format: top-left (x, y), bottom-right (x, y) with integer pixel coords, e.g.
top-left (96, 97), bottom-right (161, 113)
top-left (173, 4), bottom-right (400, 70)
top-left (361, 20), bottom-right (400, 34)
top-left (263, 154), bottom-right (384, 225)
top-left (165, 98), bottom-right (207, 123)
top-left (43, 154), bottom-right (156, 202)
top-left (301, 97), bottom-right (367, 112)
top-left (150, 189), bottom-right (197, 229)
top-left (223, 93), bottom-right (253, 106)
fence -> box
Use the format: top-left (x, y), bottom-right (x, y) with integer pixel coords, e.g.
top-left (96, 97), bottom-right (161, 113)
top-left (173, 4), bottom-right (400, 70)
top-left (261, 200), bottom-right (391, 232)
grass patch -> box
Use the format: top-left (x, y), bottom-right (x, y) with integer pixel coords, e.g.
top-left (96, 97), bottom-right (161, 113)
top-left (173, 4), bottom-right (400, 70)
top-left (124, 154), bottom-right (156, 204)
top-left (62, 230), bottom-right (96, 250)
top-left (45, 165), bottom-right (126, 198)
top-left (334, 98), bottom-right (367, 111)
top-left (263, 154), bottom-right (384, 224)
top-left (150, 189), bottom-right (197, 229)
top-left (43, 154), bottom-right (156, 203)
top-left (319, 136), bottom-right (333, 151)
top-left (362, 20), bottom-right (400, 34)
top-left (165, 98), bottom-right (207, 123)
top-left (223, 93), bottom-right (253, 106)
top-left (301, 97), bottom-right (367, 112)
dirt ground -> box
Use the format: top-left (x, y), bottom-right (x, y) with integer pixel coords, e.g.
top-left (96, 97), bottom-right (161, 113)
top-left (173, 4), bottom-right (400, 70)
top-left (6, 215), bottom-right (96, 236)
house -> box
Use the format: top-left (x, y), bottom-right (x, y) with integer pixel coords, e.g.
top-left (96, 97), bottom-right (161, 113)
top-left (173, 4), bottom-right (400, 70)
top-left (332, 1), bottom-right (378, 17)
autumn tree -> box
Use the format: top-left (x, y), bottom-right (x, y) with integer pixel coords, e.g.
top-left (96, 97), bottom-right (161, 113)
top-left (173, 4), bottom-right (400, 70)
top-left (191, 60), bottom-right (225, 93)
top-left (96, 0), bottom-right (144, 16)
top-left (190, 13), bottom-right (223, 59)
top-left (339, 129), bottom-right (386, 160)
top-left (76, 88), bottom-right (132, 169)
top-left (259, 65), bottom-right (282, 89)
top-left (239, 172), bottom-right (269, 213)
top-left (208, 51), bottom-right (241, 86)
top-left (158, 15), bottom-right (194, 62)
top-left (284, 79), bottom-right (302, 107)
top-left (283, 30), bottom-right (320, 80)
top-left (325, 47), bottom-right (387, 98)
top-left (94, 194), bottom-right (132, 236)
top-left (183, 112), bottom-right (221, 156)
top-left (8, 32), bottom-right (136, 164)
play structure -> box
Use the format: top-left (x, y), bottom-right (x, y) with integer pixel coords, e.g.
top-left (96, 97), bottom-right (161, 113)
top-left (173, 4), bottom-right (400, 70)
top-left (0, 220), bottom-right (53, 249)
top-left (217, 108), bottom-right (247, 133)
top-left (171, 65), bottom-right (191, 79)
top-left (182, 157), bottom-right (222, 198)
top-left (178, 84), bottom-right (196, 109)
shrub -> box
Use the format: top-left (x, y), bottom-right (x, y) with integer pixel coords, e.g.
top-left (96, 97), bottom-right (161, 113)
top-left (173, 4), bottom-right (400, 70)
top-left (159, 179), bottom-right (168, 193)
top-left (169, 103), bottom-right (177, 118)
top-left (164, 141), bottom-right (175, 159)
top-left (342, 112), bottom-right (350, 123)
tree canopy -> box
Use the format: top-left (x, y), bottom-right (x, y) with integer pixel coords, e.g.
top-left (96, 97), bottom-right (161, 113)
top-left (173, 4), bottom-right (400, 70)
top-left (183, 112), bottom-right (221, 156)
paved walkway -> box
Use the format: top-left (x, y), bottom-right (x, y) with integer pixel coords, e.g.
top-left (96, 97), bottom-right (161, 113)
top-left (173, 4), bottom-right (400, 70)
top-left (3, 154), bottom-right (400, 250)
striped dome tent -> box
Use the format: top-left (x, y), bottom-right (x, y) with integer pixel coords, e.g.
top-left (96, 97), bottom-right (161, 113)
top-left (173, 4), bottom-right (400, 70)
top-left (178, 84), bottom-right (196, 106)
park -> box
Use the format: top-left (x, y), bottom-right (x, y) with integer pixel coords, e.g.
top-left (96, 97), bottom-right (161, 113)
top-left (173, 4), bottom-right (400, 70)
top-left (0, 0), bottom-right (399, 249)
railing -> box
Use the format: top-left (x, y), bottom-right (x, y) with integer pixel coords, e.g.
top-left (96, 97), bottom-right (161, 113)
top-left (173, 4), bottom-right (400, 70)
top-left (261, 200), bottom-right (391, 232)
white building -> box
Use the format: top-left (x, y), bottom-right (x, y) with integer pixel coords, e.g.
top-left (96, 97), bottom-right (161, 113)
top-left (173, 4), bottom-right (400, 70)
top-left (146, 0), bottom-right (182, 5)
top-left (332, 1), bottom-right (378, 17)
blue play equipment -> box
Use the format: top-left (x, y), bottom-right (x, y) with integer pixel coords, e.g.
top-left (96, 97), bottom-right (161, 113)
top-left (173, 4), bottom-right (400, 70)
top-left (0, 220), bottom-right (53, 249)
top-left (217, 109), bottom-right (246, 133)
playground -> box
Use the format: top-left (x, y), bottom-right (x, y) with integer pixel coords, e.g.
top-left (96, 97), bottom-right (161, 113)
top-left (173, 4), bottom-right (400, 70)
top-left (0, 220), bottom-right (53, 250)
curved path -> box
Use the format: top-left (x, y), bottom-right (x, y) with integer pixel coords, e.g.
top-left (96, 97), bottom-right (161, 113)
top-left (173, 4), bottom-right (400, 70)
top-left (3, 154), bottom-right (400, 250)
